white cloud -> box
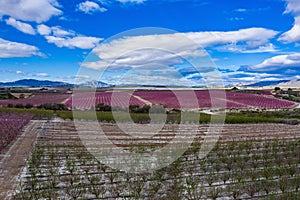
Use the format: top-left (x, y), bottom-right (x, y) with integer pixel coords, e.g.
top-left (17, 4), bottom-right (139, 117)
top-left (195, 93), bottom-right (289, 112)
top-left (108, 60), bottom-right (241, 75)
top-left (51, 26), bottom-right (75, 37)
top-left (99, 0), bottom-right (147, 5)
top-left (14, 70), bottom-right (49, 78)
top-left (228, 17), bottom-right (244, 21)
top-left (253, 53), bottom-right (300, 69)
top-left (16, 70), bottom-right (26, 75)
top-left (83, 28), bottom-right (277, 70)
top-left (37, 24), bottom-right (52, 35)
top-left (45, 35), bottom-right (102, 49)
top-left (0, 38), bottom-right (41, 58)
top-left (284, 0), bottom-right (300, 15)
top-left (239, 53), bottom-right (300, 75)
top-left (36, 73), bottom-right (49, 77)
top-left (117, 0), bottom-right (146, 3)
top-left (279, 0), bottom-right (300, 43)
top-left (279, 16), bottom-right (300, 43)
top-left (234, 8), bottom-right (247, 12)
top-left (185, 28), bottom-right (278, 48)
top-left (0, 0), bottom-right (62, 23)
top-left (216, 43), bottom-right (277, 53)
top-left (5, 17), bottom-right (36, 35)
top-left (77, 1), bottom-right (107, 14)
top-left (37, 25), bottom-right (74, 37)
top-left (37, 24), bottom-right (103, 49)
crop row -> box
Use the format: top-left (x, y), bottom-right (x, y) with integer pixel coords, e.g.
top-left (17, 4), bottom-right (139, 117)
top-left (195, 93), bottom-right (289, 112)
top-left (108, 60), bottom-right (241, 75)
top-left (0, 94), bottom-right (70, 107)
top-left (13, 121), bottom-right (300, 199)
top-left (135, 90), bottom-right (295, 109)
top-left (0, 113), bottom-right (33, 151)
top-left (66, 92), bottom-right (146, 109)
top-left (66, 90), bottom-right (296, 110)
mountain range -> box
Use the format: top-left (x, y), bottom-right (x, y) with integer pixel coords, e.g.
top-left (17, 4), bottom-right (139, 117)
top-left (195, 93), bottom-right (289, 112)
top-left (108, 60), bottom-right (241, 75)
top-left (0, 78), bottom-right (299, 88)
top-left (0, 79), bottom-right (73, 87)
top-left (247, 79), bottom-right (300, 87)
top-left (0, 79), bottom-right (112, 88)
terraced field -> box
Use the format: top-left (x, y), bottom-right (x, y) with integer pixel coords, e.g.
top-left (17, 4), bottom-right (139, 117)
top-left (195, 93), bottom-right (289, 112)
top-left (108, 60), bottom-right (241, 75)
top-left (1, 121), bottom-right (298, 199)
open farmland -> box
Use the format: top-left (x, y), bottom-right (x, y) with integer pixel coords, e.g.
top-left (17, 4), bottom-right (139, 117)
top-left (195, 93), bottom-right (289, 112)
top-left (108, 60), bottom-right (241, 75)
top-left (66, 90), bottom-right (296, 110)
top-left (1, 120), bottom-right (297, 199)
top-left (0, 94), bottom-right (71, 107)
top-left (135, 90), bottom-right (296, 109)
top-left (67, 92), bottom-right (146, 110)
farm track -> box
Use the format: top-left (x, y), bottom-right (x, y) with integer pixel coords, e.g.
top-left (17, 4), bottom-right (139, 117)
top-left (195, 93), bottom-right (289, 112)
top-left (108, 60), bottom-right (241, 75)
top-left (3, 121), bottom-right (300, 199)
top-left (0, 121), bottom-right (45, 200)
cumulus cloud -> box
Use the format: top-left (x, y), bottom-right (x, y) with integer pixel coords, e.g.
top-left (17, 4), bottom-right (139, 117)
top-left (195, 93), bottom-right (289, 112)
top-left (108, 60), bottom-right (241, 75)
top-left (82, 28), bottom-right (277, 71)
top-left (45, 35), bottom-right (102, 49)
top-left (51, 26), bottom-right (75, 37)
top-left (220, 71), bottom-right (290, 85)
top-left (117, 0), bottom-right (146, 3)
top-left (16, 70), bottom-right (26, 75)
top-left (37, 24), bottom-right (75, 37)
top-left (13, 70), bottom-right (49, 78)
top-left (77, 1), bottom-right (107, 14)
top-left (284, 0), bottom-right (300, 15)
top-left (255, 53), bottom-right (300, 68)
top-left (216, 43), bottom-right (277, 53)
top-left (185, 28), bottom-right (278, 48)
top-left (37, 24), bottom-right (52, 35)
top-left (0, 0), bottom-right (62, 23)
top-left (5, 17), bottom-right (36, 35)
top-left (238, 53), bottom-right (300, 75)
top-left (37, 24), bottom-right (102, 49)
top-left (36, 73), bottom-right (49, 77)
top-left (0, 38), bottom-right (42, 58)
top-left (279, 16), bottom-right (300, 43)
top-left (279, 0), bottom-right (300, 43)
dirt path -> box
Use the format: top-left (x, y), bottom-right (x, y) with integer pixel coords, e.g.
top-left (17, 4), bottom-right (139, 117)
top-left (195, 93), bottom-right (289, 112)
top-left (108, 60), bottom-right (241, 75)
top-left (61, 95), bottom-right (72, 104)
top-left (0, 121), bottom-right (43, 200)
top-left (132, 95), bottom-right (153, 106)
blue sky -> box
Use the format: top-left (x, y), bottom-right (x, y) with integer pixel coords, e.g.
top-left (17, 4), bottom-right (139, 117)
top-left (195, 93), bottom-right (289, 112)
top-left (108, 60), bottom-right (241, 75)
top-left (0, 0), bottom-right (300, 86)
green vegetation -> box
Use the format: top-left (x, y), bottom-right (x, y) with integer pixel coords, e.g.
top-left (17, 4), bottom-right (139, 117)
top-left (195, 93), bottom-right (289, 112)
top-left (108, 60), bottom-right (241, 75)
top-left (275, 88), bottom-right (300, 102)
top-left (0, 108), bottom-right (53, 119)
top-left (229, 109), bottom-right (300, 123)
top-left (0, 91), bottom-right (16, 100)
top-left (1, 105), bottom-right (300, 124)
top-left (14, 125), bottom-right (300, 199)
top-left (56, 110), bottom-right (294, 124)
top-left (37, 103), bottom-right (68, 111)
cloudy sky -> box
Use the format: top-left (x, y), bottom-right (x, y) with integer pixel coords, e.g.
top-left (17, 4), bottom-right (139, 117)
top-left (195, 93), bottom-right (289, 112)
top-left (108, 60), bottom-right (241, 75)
top-left (0, 0), bottom-right (300, 85)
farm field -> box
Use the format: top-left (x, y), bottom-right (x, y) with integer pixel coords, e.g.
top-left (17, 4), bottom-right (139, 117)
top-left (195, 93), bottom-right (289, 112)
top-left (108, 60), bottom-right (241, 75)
top-left (0, 94), bottom-right (71, 107)
top-left (0, 113), bottom-right (33, 151)
top-left (0, 121), bottom-right (44, 200)
top-left (4, 121), bottom-right (299, 199)
top-left (67, 92), bottom-right (146, 109)
top-left (67, 90), bottom-right (296, 110)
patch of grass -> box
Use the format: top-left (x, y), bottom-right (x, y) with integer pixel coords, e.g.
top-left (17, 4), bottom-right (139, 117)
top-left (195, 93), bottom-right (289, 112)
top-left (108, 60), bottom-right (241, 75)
top-left (53, 109), bottom-right (300, 124)
top-left (56, 111), bottom-right (280, 124)
top-left (0, 108), bottom-right (53, 119)
top-left (225, 115), bottom-right (281, 124)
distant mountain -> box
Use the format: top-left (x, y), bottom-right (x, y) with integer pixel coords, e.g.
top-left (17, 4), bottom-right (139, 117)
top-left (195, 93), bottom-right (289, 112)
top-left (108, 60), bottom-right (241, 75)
top-left (247, 80), bottom-right (291, 87)
top-left (79, 81), bottom-right (112, 88)
top-left (277, 79), bottom-right (300, 87)
top-left (0, 79), bottom-right (73, 87)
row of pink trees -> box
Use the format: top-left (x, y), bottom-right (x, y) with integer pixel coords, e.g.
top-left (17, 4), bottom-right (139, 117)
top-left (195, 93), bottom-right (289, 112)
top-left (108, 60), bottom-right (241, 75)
top-left (0, 113), bottom-right (33, 151)
top-left (0, 94), bottom-right (70, 107)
